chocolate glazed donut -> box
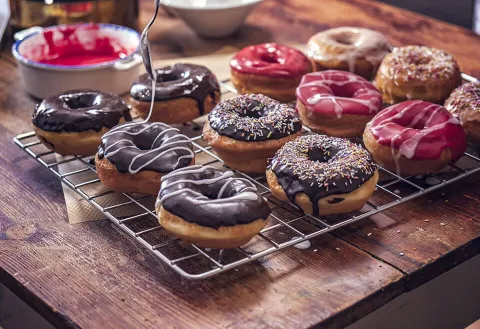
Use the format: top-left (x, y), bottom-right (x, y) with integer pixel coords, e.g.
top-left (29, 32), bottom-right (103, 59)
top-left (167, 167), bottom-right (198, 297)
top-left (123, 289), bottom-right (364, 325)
top-left (130, 63), bottom-right (221, 123)
top-left (96, 122), bottom-right (195, 196)
top-left (267, 135), bottom-right (378, 216)
top-left (32, 89), bottom-right (132, 156)
top-left (156, 165), bottom-right (271, 248)
top-left (203, 94), bottom-right (303, 173)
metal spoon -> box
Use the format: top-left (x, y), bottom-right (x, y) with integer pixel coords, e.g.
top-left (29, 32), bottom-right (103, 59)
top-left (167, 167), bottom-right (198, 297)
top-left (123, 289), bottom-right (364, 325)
top-left (140, 0), bottom-right (161, 82)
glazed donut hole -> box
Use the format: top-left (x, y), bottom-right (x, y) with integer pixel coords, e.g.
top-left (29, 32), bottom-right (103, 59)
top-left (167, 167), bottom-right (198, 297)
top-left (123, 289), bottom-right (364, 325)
top-left (60, 92), bottom-right (102, 109)
top-left (331, 30), bottom-right (361, 46)
top-left (156, 70), bottom-right (183, 82)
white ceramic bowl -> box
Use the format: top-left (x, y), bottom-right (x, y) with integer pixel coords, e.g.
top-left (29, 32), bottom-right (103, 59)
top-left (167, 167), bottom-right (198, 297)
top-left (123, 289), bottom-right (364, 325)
top-left (12, 23), bottom-right (143, 99)
top-left (163, 0), bottom-right (263, 38)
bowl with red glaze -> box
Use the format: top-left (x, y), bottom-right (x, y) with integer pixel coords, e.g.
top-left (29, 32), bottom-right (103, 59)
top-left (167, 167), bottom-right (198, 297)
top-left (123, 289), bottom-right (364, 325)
top-left (12, 23), bottom-right (142, 99)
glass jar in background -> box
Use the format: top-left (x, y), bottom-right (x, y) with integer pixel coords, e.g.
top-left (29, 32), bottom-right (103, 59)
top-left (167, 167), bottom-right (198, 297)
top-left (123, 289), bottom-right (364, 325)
top-left (8, 0), bottom-right (139, 31)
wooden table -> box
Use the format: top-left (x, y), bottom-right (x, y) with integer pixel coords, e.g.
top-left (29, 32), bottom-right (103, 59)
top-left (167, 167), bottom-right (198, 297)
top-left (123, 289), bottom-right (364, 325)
top-left (1, 0), bottom-right (480, 328)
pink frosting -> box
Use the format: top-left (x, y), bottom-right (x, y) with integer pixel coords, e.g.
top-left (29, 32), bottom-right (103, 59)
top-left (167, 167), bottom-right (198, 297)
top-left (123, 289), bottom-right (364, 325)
top-left (230, 43), bottom-right (311, 78)
top-left (295, 70), bottom-right (382, 118)
top-left (368, 100), bottom-right (466, 161)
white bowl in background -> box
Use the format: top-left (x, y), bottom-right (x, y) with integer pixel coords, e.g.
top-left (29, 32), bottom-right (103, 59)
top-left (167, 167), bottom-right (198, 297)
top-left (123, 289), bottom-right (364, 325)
top-left (12, 23), bottom-right (143, 99)
top-left (163, 0), bottom-right (263, 38)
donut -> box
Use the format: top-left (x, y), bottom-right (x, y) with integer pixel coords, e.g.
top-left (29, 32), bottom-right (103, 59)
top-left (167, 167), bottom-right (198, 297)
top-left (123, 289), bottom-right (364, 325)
top-left (295, 70), bottom-right (382, 137)
top-left (32, 89), bottom-right (132, 156)
top-left (130, 63), bottom-right (220, 123)
top-left (307, 27), bottom-right (390, 80)
top-left (203, 94), bottom-right (302, 173)
top-left (374, 46), bottom-right (461, 105)
top-left (266, 135), bottom-right (378, 216)
top-left (230, 43), bottom-right (312, 102)
top-left (156, 165), bottom-right (271, 249)
top-left (445, 82), bottom-right (480, 144)
top-left (96, 122), bottom-right (195, 196)
top-left (363, 100), bottom-right (467, 176)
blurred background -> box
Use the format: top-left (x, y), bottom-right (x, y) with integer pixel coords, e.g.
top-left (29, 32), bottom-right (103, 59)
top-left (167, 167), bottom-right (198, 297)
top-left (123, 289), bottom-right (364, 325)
top-left (1, 0), bottom-right (479, 39)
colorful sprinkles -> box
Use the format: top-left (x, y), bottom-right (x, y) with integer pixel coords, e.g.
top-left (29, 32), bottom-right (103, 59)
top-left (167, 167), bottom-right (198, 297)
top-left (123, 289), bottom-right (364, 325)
top-left (208, 94), bottom-right (302, 142)
top-left (382, 46), bottom-right (460, 82)
top-left (445, 82), bottom-right (480, 115)
top-left (269, 135), bottom-right (376, 215)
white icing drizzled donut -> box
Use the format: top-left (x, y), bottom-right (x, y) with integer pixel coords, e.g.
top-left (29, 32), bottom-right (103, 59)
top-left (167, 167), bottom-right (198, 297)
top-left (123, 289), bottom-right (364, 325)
top-left (307, 27), bottom-right (390, 76)
top-left (156, 165), bottom-right (259, 208)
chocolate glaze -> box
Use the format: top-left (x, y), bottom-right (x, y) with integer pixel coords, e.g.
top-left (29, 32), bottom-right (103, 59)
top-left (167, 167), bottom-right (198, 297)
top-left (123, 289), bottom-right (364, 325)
top-left (269, 135), bottom-right (376, 216)
top-left (32, 89), bottom-right (132, 132)
top-left (97, 122), bottom-right (194, 174)
top-left (157, 165), bottom-right (271, 228)
top-left (208, 94), bottom-right (302, 142)
top-left (130, 63), bottom-right (220, 115)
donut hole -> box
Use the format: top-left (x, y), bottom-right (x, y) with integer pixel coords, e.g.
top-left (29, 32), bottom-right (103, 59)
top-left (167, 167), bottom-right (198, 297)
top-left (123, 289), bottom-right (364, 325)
top-left (61, 92), bottom-right (101, 109)
top-left (332, 31), bottom-right (360, 46)
top-left (234, 100), bottom-right (266, 118)
top-left (407, 55), bottom-right (432, 65)
top-left (259, 53), bottom-right (280, 64)
top-left (307, 147), bottom-right (331, 163)
top-left (156, 71), bottom-right (180, 83)
top-left (190, 172), bottom-right (252, 200)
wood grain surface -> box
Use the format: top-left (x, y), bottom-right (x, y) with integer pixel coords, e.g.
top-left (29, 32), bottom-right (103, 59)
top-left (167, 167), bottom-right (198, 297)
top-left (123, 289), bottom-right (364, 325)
top-left (0, 0), bottom-right (480, 328)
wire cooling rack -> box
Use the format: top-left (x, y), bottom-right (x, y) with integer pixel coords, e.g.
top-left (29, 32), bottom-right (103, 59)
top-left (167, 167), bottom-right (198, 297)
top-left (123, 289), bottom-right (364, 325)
top-left (14, 73), bottom-right (480, 279)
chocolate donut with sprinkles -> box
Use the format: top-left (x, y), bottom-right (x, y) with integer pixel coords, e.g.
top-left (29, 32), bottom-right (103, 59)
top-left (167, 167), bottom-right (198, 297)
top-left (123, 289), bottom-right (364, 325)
top-left (266, 135), bottom-right (378, 216)
top-left (96, 122), bottom-right (195, 196)
top-left (445, 82), bottom-right (480, 145)
top-left (374, 46), bottom-right (461, 104)
top-left (156, 165), bottom-right (271, 249)
top-left (203, 94), bottom-right (303, 173)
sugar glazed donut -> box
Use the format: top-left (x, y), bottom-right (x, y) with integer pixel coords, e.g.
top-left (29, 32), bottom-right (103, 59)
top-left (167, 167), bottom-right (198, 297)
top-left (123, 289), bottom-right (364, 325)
top-left (130, 63), bottom-right (220, 123)
top-left (156, 165), bottom-right (271, 249)
top-left (375, 46), bottom-right (461, 105)
top-left (445, 82), bottom-right (480, 144)
top-left (267, 135), bottom-right (378, 216)
top-left (307, 27), bottom-right (390, 80)
top-left (230, 43), bottom-right (312, 102)
top-left (363, 100), bottom-right (467, 176)
top-left (296, 70), bottom-right (382, 137)
top-left (203, 94), bottom-right (302, 173)
top-left (33, 89), bottom-right (132, 156)
top-left (96, 122), bottom-right (195, 196)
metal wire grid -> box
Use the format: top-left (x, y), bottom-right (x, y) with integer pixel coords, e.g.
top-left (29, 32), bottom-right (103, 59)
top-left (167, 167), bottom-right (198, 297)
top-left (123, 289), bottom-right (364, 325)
top-left (13, 73), bottom-right (480, 279)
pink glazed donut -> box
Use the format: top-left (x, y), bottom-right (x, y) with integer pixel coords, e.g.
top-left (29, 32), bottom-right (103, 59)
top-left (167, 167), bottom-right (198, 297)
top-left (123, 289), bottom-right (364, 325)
top-left (363, 100), bottom-right (467, 176)
top-left (295, 70), bottom-right (382, 137)
top-left (230, 43), bottom-right (312, 102)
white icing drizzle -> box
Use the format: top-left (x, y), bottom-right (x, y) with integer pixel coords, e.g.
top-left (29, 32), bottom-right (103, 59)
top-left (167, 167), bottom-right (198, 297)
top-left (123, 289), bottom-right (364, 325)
top-left (307, 27), bottom-right (390, 76)
top-left (299, 71), bottom-right (381, 118)
top-left (156, 165), bottom-right (259, 209)
top-left (371, 102), bottom-right (461, 174)
top-left (102, 122), bottom-right (194, 174)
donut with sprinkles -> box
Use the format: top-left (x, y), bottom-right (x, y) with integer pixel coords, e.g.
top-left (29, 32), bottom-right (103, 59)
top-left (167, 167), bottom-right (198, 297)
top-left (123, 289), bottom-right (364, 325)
top-left (266, 134), bottom-right (378, 216)
top-left (374, 45), bottom-right (461, 104)
top-left (445, 82), bottom-right (480, 145)
top-left (203, 94), bottom-right (302, 173)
